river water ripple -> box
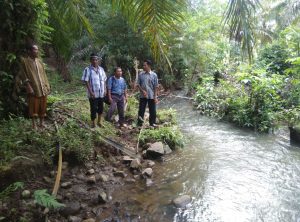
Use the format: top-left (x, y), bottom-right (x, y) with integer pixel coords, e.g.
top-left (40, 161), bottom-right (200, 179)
top-left (113, 97), bottom-right (300, 222)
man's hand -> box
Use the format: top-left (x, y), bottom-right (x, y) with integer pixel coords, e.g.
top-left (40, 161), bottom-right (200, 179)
top-left (109, 97), bottom-right (113, 104)
top-left (142, 90), bottom-right (147, 98)
top-left (26, 84), bottom-right (34, 95)
top-left (124, 96), bottom-right (128, 103)
top-left (90, 92), bottom-right (95, 99)
top-left (154, 97), bottom-right (159, 104)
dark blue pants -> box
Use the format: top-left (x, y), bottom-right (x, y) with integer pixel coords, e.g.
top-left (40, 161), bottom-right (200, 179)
top-left (89, 97), bottom-right (104, 120)
top-left (137, 98), bottom-right (156, 126)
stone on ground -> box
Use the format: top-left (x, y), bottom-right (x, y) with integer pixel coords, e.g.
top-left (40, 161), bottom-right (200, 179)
top-left (61, 181), bottom-right (72, 189)
top-left (87, 169), bottom-right (95, 175)
top-left (60, 201), bottom-right (81, 217)
top-left (173, 195), bottom-right (192, 208)
top-left (21, 190), bottom-right (31, 199)
top-left (98, 191), bottom-right (108, 204)
top-left (113, 171), bottom-right (127, 178)
top-left (142, 168), bottom-right (153, 178)
top-left (98, 174), bottom-right (109, 182)
top-left (122, 156), bottom-right (134, 164)
top-left (87, 175), bottom-right (96, 184)
top-left (146, 142), bottom-right (165, 158)
top-left (130, 158), bottom-right (142, 170)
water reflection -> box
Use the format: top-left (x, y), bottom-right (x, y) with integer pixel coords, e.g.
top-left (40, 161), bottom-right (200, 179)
top-left (114, 97), bottom-right (300, 222)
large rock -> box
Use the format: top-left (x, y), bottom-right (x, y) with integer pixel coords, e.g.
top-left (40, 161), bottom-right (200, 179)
top-left (130, 158), bottom-right (142, 170)
top-left (146, 142), bottom-right (165, 158)
top-left (60, 202), bottom-right (81, 217)
top-left (173, 195), bottom-right (192, 208)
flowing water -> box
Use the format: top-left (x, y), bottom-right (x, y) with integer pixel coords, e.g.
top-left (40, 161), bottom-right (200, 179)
top-left (113, 97), bottom-right (300, 222)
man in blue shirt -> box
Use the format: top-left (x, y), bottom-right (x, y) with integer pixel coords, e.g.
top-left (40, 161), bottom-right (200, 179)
top-left (137, 60), bottom-right (159, 127)
top-left (106, 67), bottom-right (128, 126)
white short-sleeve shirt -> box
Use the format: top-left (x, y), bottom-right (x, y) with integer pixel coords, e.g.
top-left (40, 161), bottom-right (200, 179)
top-left (82, 65), bottom-right (107, 98)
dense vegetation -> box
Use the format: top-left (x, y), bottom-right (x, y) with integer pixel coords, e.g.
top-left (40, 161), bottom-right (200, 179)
top-left (0, 1), bottom-right (300, 153)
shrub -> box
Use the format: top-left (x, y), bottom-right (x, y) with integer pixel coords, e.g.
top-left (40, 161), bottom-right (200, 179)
top-left (140, 126), bottom-right (184, 149)
top-left (157, 108), bottom-right (177, 125)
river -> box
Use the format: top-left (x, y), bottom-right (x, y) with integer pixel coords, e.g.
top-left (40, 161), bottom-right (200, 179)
top-left (112, 96), bottom-right (300, 222)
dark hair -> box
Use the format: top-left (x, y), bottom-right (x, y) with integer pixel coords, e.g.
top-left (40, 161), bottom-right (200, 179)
top-left (27, 44), bottom-right (38, 51)
top-left (114, 67), bottom-right (122, 73)
top-left (90, 53), bottom-right (98, 59)
top-left (143, 59), bottom-right (152, 66)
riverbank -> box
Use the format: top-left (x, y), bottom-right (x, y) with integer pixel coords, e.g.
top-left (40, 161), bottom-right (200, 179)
top-left (0, 68), bottom-right (184, 222)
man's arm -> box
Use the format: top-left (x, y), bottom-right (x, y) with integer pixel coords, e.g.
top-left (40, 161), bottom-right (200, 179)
top-left (19, 59), bottom-right (34, 95)
top-left (136, 74), bottom-right (147, 97)
top-left (85, 81), bottom-right (95, 98)
top-left (153, 74), bottom-right (159, 103)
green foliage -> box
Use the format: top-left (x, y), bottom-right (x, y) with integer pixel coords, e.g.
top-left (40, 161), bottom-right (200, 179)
top-left (257, 42), bottom-right (291, 74)
top-left (140, 126), bottom-right (184, 149)
top-left (195, 68), bottom-right (287, 132)
top-left (125, 96), bottom-right (139, 119)
top-left (57, 119), bottom-right (93, 162)
top-left (157, 108), bottom-right (177, 125)
top-left (0, 117), bottom-right (54, 166)
top-left (0, 0), bottom-right (51, 118)
top-left (33, 189), bottom-right (64, 209)
top-left (0, 182), bottom-right (24, 200)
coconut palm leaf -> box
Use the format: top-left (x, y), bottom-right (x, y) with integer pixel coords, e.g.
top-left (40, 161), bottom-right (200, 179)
top-left (111, 0), bottom-right (186, 63)
top-left (224, 0), bottom-right (261, 63)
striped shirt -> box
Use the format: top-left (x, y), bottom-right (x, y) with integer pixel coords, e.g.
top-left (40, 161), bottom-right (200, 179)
top-left (82, 65), bottom-right (107, 98)
top-left (137, 71), bottom-right (158, 99)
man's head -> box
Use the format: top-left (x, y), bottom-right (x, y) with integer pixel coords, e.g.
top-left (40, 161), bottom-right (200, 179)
top-left (114, 67), bottom-right (122, 78)
top-left (90, 53), bottom-right (100, 67)
top-left (143, 59), bottom-right (152, 72)
top-left (28, 44), bottom-right (39, 58)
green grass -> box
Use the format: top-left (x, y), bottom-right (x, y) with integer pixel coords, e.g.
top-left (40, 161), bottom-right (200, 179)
top-left (140, 126), bottom-right (184, 150)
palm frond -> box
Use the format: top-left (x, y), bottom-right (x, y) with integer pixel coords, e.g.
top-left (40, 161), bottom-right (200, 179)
top-left (224, 0), bottom-right (261, 63)
top-left (111, 0), bottom-right (186, 63)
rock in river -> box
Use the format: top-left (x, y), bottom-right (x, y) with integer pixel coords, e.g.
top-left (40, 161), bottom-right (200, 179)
top-left (130, 158), bottom-right (142, 170)
top-left (146, 142), bottom-right (165, 158)
top-left (164, 144), bottom-right (173, 154)
top-left (173, 195), bottom-right (192, 208)
top-left (142, 168), bottom-right (153, 178)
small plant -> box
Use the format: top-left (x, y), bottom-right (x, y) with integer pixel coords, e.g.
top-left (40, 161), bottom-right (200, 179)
top-left (33, 189), bottom-right (64, 209)
top-left (0, 182), bottom-right (24, 200)
top-left (157, 108), bottom-right (177, 124)
top-left (140, 126), bottom-right (184, 149)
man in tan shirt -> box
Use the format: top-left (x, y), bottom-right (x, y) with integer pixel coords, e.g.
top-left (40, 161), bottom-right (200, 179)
top-left (20, 44), bottom-right (50, 129)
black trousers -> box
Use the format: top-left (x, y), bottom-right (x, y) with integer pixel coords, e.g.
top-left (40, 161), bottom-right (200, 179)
top-left (89, 98), bottom-right (104, 121)
top-left (137, 98), bottom-right (156, 126)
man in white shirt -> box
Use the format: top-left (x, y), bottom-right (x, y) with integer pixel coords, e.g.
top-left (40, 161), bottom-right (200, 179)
top-left (82, 53), bottom-right (107, 127)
